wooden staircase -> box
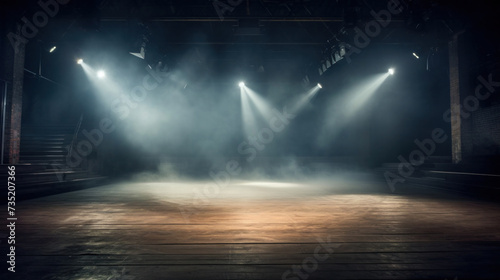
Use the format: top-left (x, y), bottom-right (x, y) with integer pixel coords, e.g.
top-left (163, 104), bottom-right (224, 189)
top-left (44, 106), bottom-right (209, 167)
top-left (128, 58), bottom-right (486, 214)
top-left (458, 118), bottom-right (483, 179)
top-left (20, 125), bottom-right (73, 164)
top-left (0, 124), bottom-right (107, 201)
top-left (376, 156), bottom-right (500, 199)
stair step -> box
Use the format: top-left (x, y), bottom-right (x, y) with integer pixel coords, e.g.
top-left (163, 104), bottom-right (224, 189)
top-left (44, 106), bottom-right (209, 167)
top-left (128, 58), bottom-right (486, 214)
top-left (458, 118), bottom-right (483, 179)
top-left (23, 127), bottom-right (75, 131)
top-left (19, 160), bottom-right (66, 163)
top-left (421, 170), bottom-right (500, 187)
top-left (425, 156), bottom-right (452, 163)
top-left (17, 176), bottom-right (107, 200)
top-left (21, 143), bottom-right (66, 148)
top-left (20, 150), bottom-right (68, 155)
top-left (427, 163), bottom-right (500, 174)
top-left (22, 136), bottom-right (72, 140)
top-left (405, 178), bottom-right (500, 197)
top-left (21, 155), bottom-right (67, 158)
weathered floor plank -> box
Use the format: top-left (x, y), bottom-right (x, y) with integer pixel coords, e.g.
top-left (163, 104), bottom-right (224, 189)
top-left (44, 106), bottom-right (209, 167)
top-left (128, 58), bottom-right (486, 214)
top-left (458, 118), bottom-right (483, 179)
top-left (1, 179), bottom-right (500, 279)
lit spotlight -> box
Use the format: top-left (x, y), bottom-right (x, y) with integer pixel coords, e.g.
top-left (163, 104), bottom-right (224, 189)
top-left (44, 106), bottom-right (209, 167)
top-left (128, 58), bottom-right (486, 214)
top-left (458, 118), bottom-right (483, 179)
top-left (49, 46), bottom-right (57, 53)
top-left (413, 52), bottom-right (420, 59)
top-left (97, 70), bottom-right (106, 79)
top-left (239, 82), bottom-right (245, 88)
top-left (388, 68), bottom-right (395, 75)
top-left (317, 83), bottom-right (323, 89)
top-left (77, 58), bottom-right (83, 65)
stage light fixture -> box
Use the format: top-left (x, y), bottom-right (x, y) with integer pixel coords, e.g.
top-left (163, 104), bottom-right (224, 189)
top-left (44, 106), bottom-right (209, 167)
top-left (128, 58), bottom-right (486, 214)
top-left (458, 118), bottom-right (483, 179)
top-left (49, 46), bottom-right (57, 53)
top-left (334, 51), bottom-right (342, 61)
top-left (239, 82), bottom-right (245, 88)
top-left (77, 59), bottom-right (83, 65)
top-left (317, 83), bottom-right (323, 89)
top-left (130, 45), bottom-right (146, 59)
top-left (413, 52), bottom-right (420, 59)
top-left (130, 31), bottom-right (149, 60)
top-left (97, 70), bottom-right (106, 79)
top-left (388, 68), bottom-right (395, 75)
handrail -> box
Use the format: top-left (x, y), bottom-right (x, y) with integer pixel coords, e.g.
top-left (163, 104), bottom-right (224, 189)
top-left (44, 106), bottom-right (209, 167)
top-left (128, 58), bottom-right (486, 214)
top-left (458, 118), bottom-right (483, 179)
top-left (67, 114), bottom-right (84, 158)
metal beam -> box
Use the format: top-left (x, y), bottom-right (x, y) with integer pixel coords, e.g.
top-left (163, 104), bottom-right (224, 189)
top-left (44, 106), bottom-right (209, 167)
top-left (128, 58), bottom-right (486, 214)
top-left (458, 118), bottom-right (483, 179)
top-left (97, 16), bottom-right (407, 23)
top-left (99, 17), bottom-right (349, 22)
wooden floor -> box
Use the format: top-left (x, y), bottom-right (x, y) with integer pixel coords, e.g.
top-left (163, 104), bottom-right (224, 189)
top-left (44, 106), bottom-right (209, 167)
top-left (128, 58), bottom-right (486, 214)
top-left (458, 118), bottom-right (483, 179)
top-left (2, 174), bottom-right (500, 279)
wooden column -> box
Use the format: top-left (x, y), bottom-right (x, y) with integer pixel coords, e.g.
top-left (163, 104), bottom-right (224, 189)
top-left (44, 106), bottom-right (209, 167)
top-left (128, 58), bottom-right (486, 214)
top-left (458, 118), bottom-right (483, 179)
top-left (7, 25), bottom-right (26, 164)
top-left (448, 34), bottom-right (462, 164)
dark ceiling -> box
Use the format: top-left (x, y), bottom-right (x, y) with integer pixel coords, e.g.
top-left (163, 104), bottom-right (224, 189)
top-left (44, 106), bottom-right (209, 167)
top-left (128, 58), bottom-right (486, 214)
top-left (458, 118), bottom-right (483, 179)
top-left (2, 0), bottom-right (496, 48)
top-left (1, 0), bottom-right (499, 88)
top-left (1, 0), bottom-right (498, 159)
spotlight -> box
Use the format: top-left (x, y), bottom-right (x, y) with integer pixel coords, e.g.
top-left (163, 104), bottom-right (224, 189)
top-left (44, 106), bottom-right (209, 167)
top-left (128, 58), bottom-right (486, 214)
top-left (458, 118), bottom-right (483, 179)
top-left (97, 70), bottom-right (106, 79)
top-left (49, 46), bottom-right (57, 53)
top-left (77, 58), bottom-right (83, 65)
top-left (239, 82), bottom-right (245, 88)
top-left (388, 68), bottom-right (395, 75)
top-left (413, 52), bottom-right (420, 59)
top-left (317, 83), bottom-right (323, 89)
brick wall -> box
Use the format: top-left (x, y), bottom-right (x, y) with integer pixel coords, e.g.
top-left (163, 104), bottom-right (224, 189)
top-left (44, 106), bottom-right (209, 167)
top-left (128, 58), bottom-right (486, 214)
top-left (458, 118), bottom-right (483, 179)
top-left (469, 102), bottom-right (500, 156)
top-left (458, 32), bottom-right (500, 159)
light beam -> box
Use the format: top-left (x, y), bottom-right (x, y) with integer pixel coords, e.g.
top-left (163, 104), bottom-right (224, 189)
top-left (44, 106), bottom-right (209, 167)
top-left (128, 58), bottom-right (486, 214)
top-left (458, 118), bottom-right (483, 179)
top-left (243, 86), bottom-right (274, 120)
top-left (240, 86), bottom-right (259, 138)
top-left (97, 70), bottom-right (106, 79)
top-left (317, 73), bottom-right (390, 148)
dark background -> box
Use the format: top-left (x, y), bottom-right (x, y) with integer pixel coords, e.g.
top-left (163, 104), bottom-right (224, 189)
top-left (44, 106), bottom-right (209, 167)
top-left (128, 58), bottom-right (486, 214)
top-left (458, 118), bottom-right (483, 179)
top-left (1, 0), bottom-right (499, 176)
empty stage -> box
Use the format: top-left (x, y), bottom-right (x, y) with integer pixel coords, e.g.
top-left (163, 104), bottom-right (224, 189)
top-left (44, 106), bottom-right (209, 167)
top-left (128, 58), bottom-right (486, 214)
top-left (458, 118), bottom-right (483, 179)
top-left (2, 175), bottom-right (500, 279)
